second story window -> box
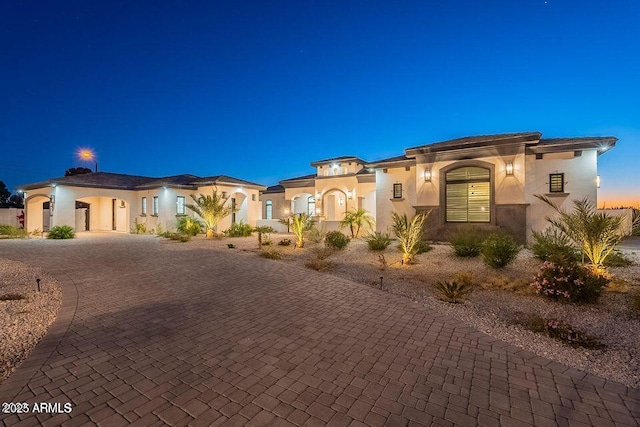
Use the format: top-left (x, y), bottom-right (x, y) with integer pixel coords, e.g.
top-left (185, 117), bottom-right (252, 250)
top-left (549, 173), bottom-right (564, 193)
top-left (393, 183), bottom-right (403, 199)
top-left (176, 196), bottom-right (185, 215)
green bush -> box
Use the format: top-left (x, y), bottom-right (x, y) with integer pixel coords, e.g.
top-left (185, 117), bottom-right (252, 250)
top-left (531, 261), bottom-right (608, 304)
top-left (131, 218), bottom-right (147, 234)
top-left (603, 250), bottom-right (633, 267)
top-left (364, 231), bottom-right (393, 251)
top-left (260, 249), bottom-right (283, 260)
top-left (225, 221), bottom-right (253, 237)
top-left (515, 313), bottom-right (605, 349)
top-left (531, 228), bottom-right (580, 264)
top-left (278, 239), bottom-right (292, 246)
top-left (177, 216), bottom-right (203, 236)
top-left (481, 233), bottom-right (520, 268)
top-left (450, 227), bottom-right (487, 257)
top-left (325, 231), bottom-right (350, 250)
top-left (47, 225), bottom-right (75, 239)
top-left (0, 224), bottom-right (28, 238)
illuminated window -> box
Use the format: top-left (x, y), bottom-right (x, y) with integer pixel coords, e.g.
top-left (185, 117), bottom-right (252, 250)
top-left (176, 196), bottom-right (185, 215)
top-left (446, 166), bottom-right (490, 223)
top-left (549, 173), bottom-right (564, 193)
top-left (308, 197), bottom-right (315, 215)
top-left (153, 196), bottom-right (159, 215)
top-left (141, 197), bottom-right (147, 215)
top-left (393, 183), bottom-right (403, 199)
top-left (265, 200), bottom-right (273, 220)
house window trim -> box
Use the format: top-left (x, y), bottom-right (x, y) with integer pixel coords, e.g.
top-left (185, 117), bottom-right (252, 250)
top-left (439, 161), bottom-right (495, 226)
top-left (392, 183), bottom-right (403, 199)
top-left (176, 196), bottom-right (186, 215)
top-left (152, 196), bottom-right (159, 216)
top-left (265, 200), bottom-right (273, 220)
top-left (549, 173), bottom-right (565, 193)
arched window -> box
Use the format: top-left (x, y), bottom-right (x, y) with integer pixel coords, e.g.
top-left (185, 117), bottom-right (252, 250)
top-left (307, 197), bottom-right (315, 215)
top-left (445, 166), bottom-right (490, 223)
top-left (265, 200), bottom-right (273, 220)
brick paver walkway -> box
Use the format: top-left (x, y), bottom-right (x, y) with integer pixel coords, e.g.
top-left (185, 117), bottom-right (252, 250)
top-left (0, 235), bottom-right (638, 426)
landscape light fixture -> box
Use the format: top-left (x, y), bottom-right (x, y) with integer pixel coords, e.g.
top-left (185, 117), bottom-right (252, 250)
top-left (505, 162), bottom-right (514, 176)
top-left (423, 169), bottom-right (432, 182)
top-left (79, 149), bottom-right (98, 172)
top-left (36, 278), bottom-right (41, 292)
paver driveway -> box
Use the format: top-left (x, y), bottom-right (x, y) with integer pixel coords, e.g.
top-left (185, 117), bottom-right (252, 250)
top-left (0, 235), bottom-right (638, 427)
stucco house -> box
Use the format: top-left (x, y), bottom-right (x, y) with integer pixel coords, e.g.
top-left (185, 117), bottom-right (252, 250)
top-left (260, 132), bottom-right (616, 242)
top-left (21, 173), bottom-right (265, 234)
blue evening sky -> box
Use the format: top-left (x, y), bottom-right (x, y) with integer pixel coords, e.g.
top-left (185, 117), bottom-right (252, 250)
top-left (1, 0), bottom-right (638, 205)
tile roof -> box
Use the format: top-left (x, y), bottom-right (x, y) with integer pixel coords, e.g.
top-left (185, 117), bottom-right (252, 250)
top-left (310, 156), bottom-right (367, 166)
top-left (406, 132), bottom-right (542, 153)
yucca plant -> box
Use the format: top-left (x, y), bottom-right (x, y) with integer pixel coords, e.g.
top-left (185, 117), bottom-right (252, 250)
top-left (289, 213), bottom-right (314, 248)
top-left (340, 208), bottom-right (375, 238)
top-left (391, 211), bottom-right (430, 264)
top-left (186, 190), bottom-right (231, 238)
top-left (434, 280), bottom-right (472, 303)
top-left (536, 195), bottom-right (624, 274)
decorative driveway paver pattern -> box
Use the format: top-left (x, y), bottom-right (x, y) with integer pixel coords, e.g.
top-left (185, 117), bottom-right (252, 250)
top-left (0, 235), bottom-right (638, 426)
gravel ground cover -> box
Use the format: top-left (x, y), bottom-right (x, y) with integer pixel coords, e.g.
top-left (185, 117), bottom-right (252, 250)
top-left (175, 232), bottom-right (640, 388)
top-left (0, 259), bottom-right (62, 384)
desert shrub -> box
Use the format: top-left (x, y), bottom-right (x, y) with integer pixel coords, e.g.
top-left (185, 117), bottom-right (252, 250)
top-left (0, 293), bottom-right (27, 301)
top-left (131, 218), bottom-right (147, 234)
top-left (177, 216), bottom-right (203, 236)
top-left (603, 250), bottom-right (633, 267)
top-left (531, 261), bottom-right (608, 304)
top-left (481, 233), bottom-right (519, 268)
top-left (278, 239), bottom-right (292, 246)
top-left (325, 231), bottom-right (350, 250)
top-left (156, 223), bottom-right (164, 237)
top-left (47, 225), bottom-right (75, 239)
top-left (487, 275), bottom-right (531, 294)
top-left (365, 231), bottom-right (393, 251)
top-left (225, 221), bottom-right (253, 237)
top-left (227, 243), bottom-right (235, 248)
top-left (166, 232), bottom-right (190, 242)
top-left (514, 313), bottom-right (605, 349)
top-left (0, 224), bottom-right (28, 238)
top-left (305, 247), bottom-right (334, 271)
top-left (434, 280), bottom-right (472, 303)
top-left (453, 271), bottom-right (475, 288)
top-left (632, 209), bottom-right (640, 236)
top-left (391, 211), bottom-right (430, 264)
top-left (450, 227), bottom-right (487, 257)
top-left (307, 225), bottom-right (327, 244)
top-left (260, 249), bottom-right (283, 260)
top-left (530, 228), bottom-right (580, 264)
top-left (415, 240), bottom-right (432, 254)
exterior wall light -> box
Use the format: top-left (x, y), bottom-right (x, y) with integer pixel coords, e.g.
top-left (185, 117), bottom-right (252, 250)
top-left (423, 169), bottom-right (432, 182)
top-left (339, 198), bottom-right (344, 206)
top-left (347, 190), bottom-right (353, 199)
top-left (596, 175), bottom-right (601, 188)
top-left (505, 162), bottom-right (514, 176)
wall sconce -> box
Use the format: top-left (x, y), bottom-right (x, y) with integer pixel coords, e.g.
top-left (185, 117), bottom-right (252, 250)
top-left (423, 169), bottom-right (432, 182)
top-left (284, 208), bottom-right (290, 215)
top-left (339, 198), bottom-right (344, 206)
top-left (347, 190), bottom-right (353, 199)
top-left (505, 162), bottom-right (514, 176)
top-left (596, 175), bottom-right (601, 188)
top-left (316, 191), bottom-right (321, 198)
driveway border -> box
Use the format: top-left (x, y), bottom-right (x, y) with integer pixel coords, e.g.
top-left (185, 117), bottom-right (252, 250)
top-left (0, 275), bottom-right (79, 403)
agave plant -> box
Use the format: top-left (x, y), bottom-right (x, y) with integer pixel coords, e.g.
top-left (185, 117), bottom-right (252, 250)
top-left (391, 211), bottom-right (430, 264)
top-left (186, 190), bottom-right (231, 238)
top-left (340, 208), bottom-right (375, 238)
top-left (434, 280), bottom-right (472, 303)
top-left (536, 195), bottom-right (624, 273)
top-left (289, 213), bottom-right (314, 248)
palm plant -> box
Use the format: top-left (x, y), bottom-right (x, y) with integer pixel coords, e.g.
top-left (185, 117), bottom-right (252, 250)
top-left (186, 190), bottom-right (231, 238)
top-left (289, 213), bottom-right (314, 248)
top-left (253, 225), bottom-right (275, 249)
top-left (340, 208), bottom-right (375, 238)
top-left (536, 195), bottom-right (624, 273)
top-left (391, 211), bottom-right (430, 264)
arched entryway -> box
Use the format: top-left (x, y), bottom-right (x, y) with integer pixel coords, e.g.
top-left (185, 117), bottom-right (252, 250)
top-left (290, 193), bottom-right (315, 216)
top-left (25, 194), bottom-right (51, 232)
top-left (322, 189), bottom-right (347, 221)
